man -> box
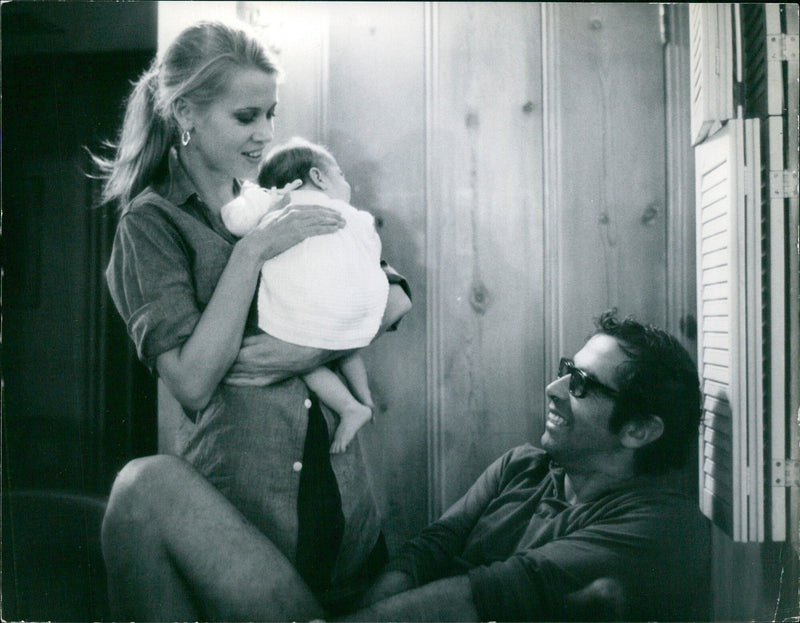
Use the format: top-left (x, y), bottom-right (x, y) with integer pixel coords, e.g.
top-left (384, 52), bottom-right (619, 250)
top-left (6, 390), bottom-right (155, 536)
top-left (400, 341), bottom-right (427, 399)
top-left (101, 310), bottom-right (710, 621)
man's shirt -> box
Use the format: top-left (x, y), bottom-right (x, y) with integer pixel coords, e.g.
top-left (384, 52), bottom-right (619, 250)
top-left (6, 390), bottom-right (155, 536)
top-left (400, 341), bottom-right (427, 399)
top-left (388, 444), bottom-right (711, 621)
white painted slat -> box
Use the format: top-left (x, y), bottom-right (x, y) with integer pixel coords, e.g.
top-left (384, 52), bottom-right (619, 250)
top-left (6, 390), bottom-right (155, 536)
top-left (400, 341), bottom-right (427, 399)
top-left (701, 265), bottom-right (730, 286)
top-left (701, 331), bottom-right (730, 350)
top-left (702, 281), bottom-right (729, 300)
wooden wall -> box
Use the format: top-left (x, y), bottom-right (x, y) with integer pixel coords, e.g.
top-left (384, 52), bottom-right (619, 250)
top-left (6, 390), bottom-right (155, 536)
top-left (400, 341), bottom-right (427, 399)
top-left (542, 3), bottom-right (667, 363)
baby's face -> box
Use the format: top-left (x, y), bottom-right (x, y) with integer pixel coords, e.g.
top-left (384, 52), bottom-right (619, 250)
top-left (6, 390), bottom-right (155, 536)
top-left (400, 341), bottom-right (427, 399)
top-left (322, 162), bottom-right (352, 203)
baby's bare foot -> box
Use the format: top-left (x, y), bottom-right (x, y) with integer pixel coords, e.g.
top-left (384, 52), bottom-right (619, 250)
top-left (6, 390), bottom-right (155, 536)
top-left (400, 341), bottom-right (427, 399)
top-left (330, 403), bottom-right (373, 453)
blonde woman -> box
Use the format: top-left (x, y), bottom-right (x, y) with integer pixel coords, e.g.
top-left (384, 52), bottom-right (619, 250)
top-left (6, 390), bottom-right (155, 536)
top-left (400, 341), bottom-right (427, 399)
top-left (97, 20), bottom-right (411, 620)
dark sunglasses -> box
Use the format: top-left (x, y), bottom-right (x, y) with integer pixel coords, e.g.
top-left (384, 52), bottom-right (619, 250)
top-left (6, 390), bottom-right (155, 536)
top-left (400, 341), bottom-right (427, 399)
top-left (558, 358), bottom-right (619, 399)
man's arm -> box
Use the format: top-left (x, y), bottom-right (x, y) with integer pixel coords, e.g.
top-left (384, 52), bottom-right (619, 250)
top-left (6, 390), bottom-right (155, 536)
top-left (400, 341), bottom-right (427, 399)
top-left (338, 575), bottom-right (628, 623)
top-left (382, 451), bottom-right (509, 587)
top-left (337, 575), bottom-right (478, 622)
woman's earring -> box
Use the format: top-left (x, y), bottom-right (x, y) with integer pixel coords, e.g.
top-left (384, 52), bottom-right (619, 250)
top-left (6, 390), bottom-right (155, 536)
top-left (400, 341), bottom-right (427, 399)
top-left (181, 129), bottom-right (191, 146)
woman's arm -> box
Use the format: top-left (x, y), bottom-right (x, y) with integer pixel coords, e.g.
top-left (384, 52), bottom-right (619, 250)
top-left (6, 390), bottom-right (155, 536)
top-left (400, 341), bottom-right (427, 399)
top-left (224, 282), bottom-right (411, 386)
top-left (156, 205), bottom-right (344, 410)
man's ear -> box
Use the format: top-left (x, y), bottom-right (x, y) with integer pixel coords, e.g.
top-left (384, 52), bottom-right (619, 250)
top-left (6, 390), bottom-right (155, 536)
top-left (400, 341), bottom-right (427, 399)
top-left (620, 416), bottom-right (664, 449)
top-left (308, 166), bottom-right (327, 190)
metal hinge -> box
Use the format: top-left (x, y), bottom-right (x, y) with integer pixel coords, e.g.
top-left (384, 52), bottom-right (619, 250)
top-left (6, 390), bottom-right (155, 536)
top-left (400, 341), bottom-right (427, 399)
top-left (770, 170), bottom-right (800, 199)
top-left (767, 34), bottom-right (799, 62)
top-left (773, 459), bottom-right (800, 488)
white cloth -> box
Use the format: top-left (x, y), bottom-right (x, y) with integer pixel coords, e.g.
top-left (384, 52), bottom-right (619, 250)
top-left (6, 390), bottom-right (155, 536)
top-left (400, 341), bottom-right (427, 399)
top-left (222, 186), bottom-right (389, 350)
top-left (221, 182), bottom-right (285, 236)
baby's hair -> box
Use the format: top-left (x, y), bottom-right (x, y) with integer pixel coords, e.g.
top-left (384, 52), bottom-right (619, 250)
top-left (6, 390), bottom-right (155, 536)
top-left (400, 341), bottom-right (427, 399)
top-left (258, 137), bottom-right (338, 190)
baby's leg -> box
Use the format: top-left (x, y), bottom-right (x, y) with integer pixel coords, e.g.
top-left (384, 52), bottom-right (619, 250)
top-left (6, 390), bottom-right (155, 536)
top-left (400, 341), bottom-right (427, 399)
top-left (303, 366), bottom-right (372, 454)
top-left (338, 352), bottom-right (374, 408)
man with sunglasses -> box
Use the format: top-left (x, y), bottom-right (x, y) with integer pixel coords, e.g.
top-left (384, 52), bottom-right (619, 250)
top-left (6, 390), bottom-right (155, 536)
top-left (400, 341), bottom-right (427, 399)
top-left (102, 310), bottom-right (710, 621)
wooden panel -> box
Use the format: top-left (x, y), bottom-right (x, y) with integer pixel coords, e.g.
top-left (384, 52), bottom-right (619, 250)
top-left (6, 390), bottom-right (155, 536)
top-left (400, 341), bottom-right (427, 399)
top-left (543, 3), bottom-right (668, 361)
top-left (238, 1), bottom-right (330, 143)
top-left (427, 2), bottom-right (544, 513)
top-left (325, 2), bottom-right (429, 546)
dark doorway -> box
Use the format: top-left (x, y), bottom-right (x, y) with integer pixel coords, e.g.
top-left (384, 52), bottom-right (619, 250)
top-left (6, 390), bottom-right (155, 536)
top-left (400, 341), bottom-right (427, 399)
top-left (2, 3), bottom-right (157, 619)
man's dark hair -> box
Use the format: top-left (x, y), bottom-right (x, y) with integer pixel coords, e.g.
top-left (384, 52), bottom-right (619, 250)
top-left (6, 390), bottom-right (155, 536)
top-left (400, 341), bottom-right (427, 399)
top-left (595, 309), bottom-right (702, 475)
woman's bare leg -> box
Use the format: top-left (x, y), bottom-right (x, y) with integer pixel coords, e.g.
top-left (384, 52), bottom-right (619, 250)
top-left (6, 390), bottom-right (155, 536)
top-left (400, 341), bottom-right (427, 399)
top-left (102, 454), bottom-right (325, 622)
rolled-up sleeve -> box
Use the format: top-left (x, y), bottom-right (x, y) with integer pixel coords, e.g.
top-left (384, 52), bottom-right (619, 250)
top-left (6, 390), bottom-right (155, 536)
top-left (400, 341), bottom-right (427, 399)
top-left (106, 207), bottom-right (201, 371)
top-left (380, 260), bottom-right (411, 332)
top-left (381, 260), bottom-right (411, 301)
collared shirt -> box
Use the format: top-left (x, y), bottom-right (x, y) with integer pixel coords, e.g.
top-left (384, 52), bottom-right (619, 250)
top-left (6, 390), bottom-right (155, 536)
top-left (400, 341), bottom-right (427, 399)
top-left (388, 444), bottom-right (711, 621)
top-left (105, 148), bottom-right (409, 589)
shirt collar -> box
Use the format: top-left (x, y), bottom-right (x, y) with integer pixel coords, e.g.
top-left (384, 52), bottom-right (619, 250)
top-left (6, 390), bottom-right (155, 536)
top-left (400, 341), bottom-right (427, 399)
top-left (547, 458), bottom-right (660, 503)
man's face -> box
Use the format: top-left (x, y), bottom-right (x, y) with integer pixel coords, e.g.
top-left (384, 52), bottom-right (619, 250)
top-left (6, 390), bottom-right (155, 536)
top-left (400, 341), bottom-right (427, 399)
top-left (541, 334), bottom-right (631, 472)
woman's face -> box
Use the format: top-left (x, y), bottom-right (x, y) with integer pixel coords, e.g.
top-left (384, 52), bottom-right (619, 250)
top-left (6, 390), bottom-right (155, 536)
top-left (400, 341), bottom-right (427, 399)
top-left (188, 67), bottom-right (278, 182)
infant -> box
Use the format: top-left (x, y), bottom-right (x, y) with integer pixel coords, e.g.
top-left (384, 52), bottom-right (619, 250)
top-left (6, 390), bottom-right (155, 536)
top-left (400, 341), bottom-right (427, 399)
top-left (221, 138), bottom-right (389, 453)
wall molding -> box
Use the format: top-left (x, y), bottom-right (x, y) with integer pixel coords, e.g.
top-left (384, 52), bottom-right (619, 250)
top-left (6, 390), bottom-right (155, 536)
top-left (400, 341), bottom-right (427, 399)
top-left (424, 0), bottom-right (444, 522)
top-left (541, 2), bottom-right (562, 400)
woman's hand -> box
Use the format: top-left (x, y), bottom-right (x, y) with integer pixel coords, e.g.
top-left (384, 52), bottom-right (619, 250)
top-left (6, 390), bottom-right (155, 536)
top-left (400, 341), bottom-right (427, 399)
top-left (239, 202), bottom-right (345, 264)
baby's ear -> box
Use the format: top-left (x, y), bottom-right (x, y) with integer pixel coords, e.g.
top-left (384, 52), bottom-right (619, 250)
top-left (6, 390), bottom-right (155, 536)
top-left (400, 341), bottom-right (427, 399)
top-left (308, 167), bottom-right (327, 190)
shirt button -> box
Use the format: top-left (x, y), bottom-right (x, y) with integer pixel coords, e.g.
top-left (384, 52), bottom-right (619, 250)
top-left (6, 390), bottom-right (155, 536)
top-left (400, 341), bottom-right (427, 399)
top-left (293, 461), bottom-right (303, 472)
top-left (303, 398), bottom-right (312, 409)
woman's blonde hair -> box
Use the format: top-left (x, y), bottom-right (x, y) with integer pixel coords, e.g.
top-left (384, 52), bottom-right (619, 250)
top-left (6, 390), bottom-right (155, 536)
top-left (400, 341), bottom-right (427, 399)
top-left (94, 21), bottom-right (281, 208)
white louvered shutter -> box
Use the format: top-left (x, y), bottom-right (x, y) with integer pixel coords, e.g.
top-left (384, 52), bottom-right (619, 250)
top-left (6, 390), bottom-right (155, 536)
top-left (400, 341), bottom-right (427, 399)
top-left (695, 118), bottom-right (764, 541)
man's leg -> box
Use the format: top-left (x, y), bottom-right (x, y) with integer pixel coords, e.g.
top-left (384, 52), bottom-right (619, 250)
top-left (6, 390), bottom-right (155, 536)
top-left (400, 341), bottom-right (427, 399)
top-left (102, 454), bottom-right (325, 622)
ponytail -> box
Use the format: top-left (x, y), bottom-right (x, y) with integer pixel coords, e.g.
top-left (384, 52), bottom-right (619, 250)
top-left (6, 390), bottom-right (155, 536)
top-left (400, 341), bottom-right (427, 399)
top-left (93, 62), bottom-right (174, 209)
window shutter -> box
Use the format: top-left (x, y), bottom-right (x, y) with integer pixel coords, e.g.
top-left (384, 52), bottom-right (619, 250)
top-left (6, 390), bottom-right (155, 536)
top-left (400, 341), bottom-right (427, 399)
top-left (689, 4), bottom-right (735, 145)
top-left (695, 118), bottom-right (763, 541)
top-left (692, 2), bottom-right (798, 545)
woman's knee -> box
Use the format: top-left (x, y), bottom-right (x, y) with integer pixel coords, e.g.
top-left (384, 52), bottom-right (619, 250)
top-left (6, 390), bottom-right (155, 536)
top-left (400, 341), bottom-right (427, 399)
top-left (102, 456), bottom-right (188, 556)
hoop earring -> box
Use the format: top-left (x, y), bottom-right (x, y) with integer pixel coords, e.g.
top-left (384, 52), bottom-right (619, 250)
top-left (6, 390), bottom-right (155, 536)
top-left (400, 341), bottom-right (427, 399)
top-left (181, 129), bottom-right (191, 146)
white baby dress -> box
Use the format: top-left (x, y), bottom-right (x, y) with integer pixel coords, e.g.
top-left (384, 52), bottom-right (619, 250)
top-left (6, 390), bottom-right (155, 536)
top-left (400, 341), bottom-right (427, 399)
top-left (221, 183), bottom-right (389, 350)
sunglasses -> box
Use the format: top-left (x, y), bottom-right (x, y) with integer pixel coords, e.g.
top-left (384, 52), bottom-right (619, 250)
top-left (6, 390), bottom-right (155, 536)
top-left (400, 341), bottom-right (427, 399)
top-left (558, 358), bottom-right (620, 399)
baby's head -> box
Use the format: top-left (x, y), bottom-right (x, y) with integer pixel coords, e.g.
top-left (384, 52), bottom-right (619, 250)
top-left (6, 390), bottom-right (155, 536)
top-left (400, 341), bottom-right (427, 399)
top-left (258, 137), bottom-right (351, 203)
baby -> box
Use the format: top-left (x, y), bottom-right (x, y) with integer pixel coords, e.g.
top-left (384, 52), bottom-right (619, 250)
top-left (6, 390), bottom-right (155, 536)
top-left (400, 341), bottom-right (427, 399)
top-left (221, 137), bottom-right (389, 453)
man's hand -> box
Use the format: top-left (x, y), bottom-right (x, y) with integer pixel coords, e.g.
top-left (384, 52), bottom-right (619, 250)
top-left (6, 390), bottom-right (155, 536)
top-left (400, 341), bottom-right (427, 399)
top-left (355, 570), bottom-right (415, 609)
top-left (564, 577), bottom-right (627, 621)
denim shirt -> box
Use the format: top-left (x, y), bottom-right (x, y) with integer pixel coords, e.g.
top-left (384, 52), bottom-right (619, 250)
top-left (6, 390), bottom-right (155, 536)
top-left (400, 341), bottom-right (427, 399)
top-left (106, 149), bottom-right (408, 586)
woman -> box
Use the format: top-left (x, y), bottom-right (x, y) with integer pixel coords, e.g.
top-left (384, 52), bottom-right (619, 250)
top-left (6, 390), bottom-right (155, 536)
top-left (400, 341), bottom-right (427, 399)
top-left (97, 20), bottom-right (411, 620)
